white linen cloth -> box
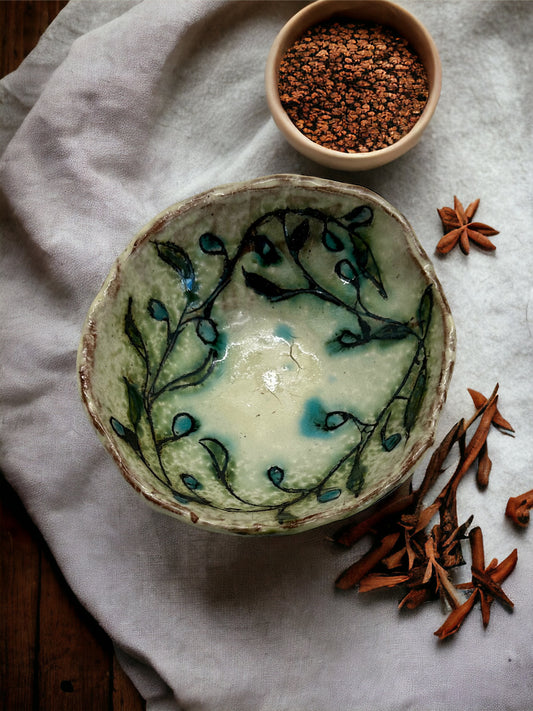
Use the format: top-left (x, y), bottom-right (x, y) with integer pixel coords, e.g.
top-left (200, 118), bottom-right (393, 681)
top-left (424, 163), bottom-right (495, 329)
top-left (1, 1), bottom-right (533, 708)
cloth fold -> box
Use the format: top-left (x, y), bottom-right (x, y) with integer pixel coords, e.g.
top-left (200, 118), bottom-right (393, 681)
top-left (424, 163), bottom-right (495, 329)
top-left (1, 1), bottom-right (532, 709)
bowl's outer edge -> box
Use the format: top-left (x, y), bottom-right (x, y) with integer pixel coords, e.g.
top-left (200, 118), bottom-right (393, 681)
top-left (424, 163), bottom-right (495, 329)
top-left (77, 174), bottom-right (455, 535)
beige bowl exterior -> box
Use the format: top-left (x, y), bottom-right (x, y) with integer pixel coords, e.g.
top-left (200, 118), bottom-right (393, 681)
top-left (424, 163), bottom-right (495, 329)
top-left (265, 0), bottom-right (442, 171)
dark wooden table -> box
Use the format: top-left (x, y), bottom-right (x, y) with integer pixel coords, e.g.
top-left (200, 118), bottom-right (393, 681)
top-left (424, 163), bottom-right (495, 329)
top-left (0, 3), bottom-right (146, 709)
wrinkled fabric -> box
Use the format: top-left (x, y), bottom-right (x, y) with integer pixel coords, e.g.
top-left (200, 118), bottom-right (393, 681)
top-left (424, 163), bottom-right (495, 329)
top-left (1, 1), bottom-right (532, 709)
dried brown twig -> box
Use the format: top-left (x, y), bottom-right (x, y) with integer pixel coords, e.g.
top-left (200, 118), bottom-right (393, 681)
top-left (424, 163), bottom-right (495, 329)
top-left (334, 385), bottom-right (521, 639)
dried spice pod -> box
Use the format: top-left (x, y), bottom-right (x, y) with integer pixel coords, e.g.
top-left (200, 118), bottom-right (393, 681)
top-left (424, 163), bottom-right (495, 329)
top-left (440, 388), bottom-right (499, 495)
top-left (440, 537), bottom-right (518, 637)
top-left (439, 515), bottom-right (473, 570)
top-left (334, 384), bottom-right (522, 641)
top-left (436, 198), bottom-right (499, 255)
top-left (476, 441), bottom-right (492, 489)
top-left (505, 490), bottom-right (533, 527)
top-left (468, 526), bottom-right (491, 626)
top-left (398, 586), bottom-right (432, 610)
top-left (335, 531), bottom-right (400, 590)
top-left (434, 593), bottom-right (479, 640)
top-left (467, 388), bottom-right (515, 433)
top-left (359, 573), bottom-right (410, 593)
top-left (334, 491), bottom-right (415, 548)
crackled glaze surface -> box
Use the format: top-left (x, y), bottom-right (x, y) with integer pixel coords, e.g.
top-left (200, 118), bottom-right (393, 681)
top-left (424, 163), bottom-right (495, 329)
top-left (78, 175), bottom-right (455, 534)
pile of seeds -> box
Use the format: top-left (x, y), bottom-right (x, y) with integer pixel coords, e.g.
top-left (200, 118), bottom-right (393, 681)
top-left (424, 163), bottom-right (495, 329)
top-left (278, 19), bottom-right (429, 153)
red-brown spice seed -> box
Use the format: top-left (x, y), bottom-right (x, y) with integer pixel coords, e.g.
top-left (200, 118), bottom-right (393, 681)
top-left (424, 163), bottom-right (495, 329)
top-left (278, 19), bottom-right (429, 153)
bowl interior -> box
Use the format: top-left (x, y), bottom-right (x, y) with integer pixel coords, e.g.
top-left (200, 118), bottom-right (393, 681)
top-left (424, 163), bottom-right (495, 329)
top-left (78, 175), bottom-right (455, 535)
top-left (265, 0), bottom-right (442, 170)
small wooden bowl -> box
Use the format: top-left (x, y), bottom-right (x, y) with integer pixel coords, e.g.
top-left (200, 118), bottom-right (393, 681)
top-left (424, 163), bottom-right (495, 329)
top-left (265, 0), bottom-right (442, 171)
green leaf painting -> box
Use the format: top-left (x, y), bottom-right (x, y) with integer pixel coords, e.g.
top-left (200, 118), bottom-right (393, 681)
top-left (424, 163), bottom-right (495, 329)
top-left (109, 205), bottom-right (434, 523)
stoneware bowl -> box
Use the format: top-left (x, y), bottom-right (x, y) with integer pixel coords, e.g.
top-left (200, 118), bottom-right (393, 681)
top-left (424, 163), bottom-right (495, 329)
top-left (265, 0), bottom-right (442, 171)
top-left (78, 175), bottom-right (455, 535)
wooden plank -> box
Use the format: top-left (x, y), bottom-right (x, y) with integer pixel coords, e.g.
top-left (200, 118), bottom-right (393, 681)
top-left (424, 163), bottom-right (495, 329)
top-left (0, 474), bottom-right (147, 711)
top-left (1, 4), bottom-right (146, 709)
top-left (0, 1), bottom-right (69, 75)
top-left (113, 655), bottom-right (146, 711)
top-left (0, 476), bottom-right (39, 711)
top-left (38, 548), bottom-right (113, 710)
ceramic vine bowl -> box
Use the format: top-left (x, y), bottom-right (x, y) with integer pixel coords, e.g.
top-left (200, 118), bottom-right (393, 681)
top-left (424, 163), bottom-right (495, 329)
top-left (78, 175), bottom-right (455, 535)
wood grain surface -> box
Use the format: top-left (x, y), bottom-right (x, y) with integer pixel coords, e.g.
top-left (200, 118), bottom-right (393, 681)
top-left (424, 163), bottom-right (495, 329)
top-left (0, 3), bottom-right (146, 709)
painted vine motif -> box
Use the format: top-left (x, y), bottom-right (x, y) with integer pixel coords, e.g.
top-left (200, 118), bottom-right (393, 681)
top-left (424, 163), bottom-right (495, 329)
top-left (109, 204), bottom-right (433, 524)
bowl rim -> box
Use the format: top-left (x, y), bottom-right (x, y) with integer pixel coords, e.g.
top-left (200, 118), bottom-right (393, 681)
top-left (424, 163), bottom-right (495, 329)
top-left (78, 174), bottom-right (456, 535)
top-left (265, 0), bottom-right (442, 171)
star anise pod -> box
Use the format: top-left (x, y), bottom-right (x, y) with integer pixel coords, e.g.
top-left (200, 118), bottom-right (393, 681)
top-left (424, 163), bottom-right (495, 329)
top-left (436, 196), bottom-right (499, 254)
